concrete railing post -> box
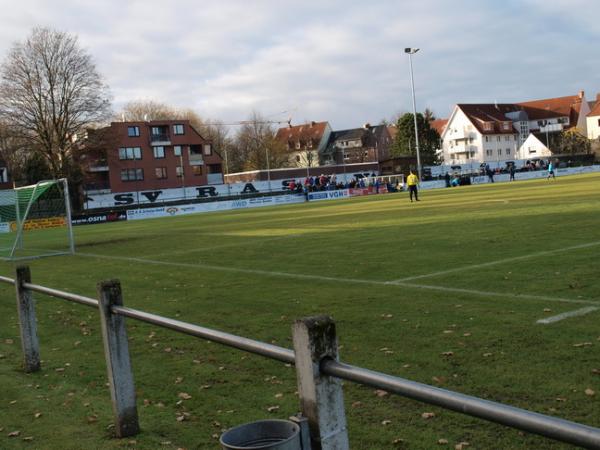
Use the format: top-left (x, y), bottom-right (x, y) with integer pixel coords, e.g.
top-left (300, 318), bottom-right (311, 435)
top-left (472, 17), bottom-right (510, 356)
top-left (292, 315), bottom-right (349, 450)
top-left (15, 266), bottom-right (40, 373)
top-left (97, 280), bottom-right (140, 438)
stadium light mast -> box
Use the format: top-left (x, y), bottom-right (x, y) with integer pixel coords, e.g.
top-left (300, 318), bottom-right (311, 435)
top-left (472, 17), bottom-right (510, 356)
top-left (405, 47), bottom-right (422, 181)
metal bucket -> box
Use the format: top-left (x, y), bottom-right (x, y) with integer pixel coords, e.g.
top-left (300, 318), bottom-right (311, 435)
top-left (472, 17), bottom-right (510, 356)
top-left (220, 419), bottom-right (302, 450)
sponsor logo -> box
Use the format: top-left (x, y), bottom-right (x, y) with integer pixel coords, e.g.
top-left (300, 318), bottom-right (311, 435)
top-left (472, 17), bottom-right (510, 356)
top-left (166, 207), bottom-right (179, 215)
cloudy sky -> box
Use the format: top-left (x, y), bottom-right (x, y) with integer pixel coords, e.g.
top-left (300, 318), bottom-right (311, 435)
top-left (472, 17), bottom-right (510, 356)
top-left (1, 0), bottom-right (598, 130)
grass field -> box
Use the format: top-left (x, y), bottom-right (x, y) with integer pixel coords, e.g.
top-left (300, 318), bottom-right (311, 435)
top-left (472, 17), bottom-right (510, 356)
top-left (1, 173), bottom-right (600, 449)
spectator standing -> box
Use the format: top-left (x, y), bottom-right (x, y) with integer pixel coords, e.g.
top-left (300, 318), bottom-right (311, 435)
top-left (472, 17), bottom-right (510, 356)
top-left (407, 171), bottom-right (420, 202)
top-left (486, 164), bottom-right (494, 183)
top-left (509, 165), bottom-right (516, 181)
top-left (547, 160), bottom-right (556, 179)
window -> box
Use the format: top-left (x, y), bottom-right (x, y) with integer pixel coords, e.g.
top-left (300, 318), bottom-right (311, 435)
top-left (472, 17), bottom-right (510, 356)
top-left (192, 165), bottom-right (203, 176)
top-left (150, 126), bottom-right (169, 142)
top-left (485, 136), bottom-right (489, 142)
top-left (120, 168), bottom-right (144, 181)
top-left (506, 149), bottom-right (511, 155)
top-left (496, 136), bottom-right (501, 142)
top-left (203, 144), bottom-right (212, 156)
top-left (189, 145), bottom-right (204, 165)
top-left (153, 146), bottom-right (165, 158)
top-left (505, 136), bottom-right (510, 142)
top-left (174, 145), bottom-right (182, 156)
top-left (173, 124), bottom-right (184, 135)
top-left (127, 126), bottom-right (140, 137)
top-left (486, 149), bottom-right (492, 156)
top-left (497, 149), bottom-right (502, 156)
top-left (118, 147), bottom-right (142, 160)
top-left (208, 164), bottom-right (221, 174)
top-left (598, 119), bottom-right (600, 126)
top-left (176, 166), bottom-right (184, 177)
top-left (155, 167), bottom-right (167, 179)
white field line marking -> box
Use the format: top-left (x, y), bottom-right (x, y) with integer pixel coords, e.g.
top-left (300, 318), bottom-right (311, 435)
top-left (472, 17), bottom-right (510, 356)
top-left (75, 252), bottom-right (598, 307)
top-left (390, 240), bottom-right (600, 283)
top-left (536, 307), bottom-right (599, 324)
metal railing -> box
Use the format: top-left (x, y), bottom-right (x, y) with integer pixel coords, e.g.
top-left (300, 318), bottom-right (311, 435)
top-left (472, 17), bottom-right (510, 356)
top-left (2, 267), bottom-right (600, 449)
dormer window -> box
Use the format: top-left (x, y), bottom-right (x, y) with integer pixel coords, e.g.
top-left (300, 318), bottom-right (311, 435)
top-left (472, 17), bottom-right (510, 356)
top-left (483, 122), bottom-right (494, 131)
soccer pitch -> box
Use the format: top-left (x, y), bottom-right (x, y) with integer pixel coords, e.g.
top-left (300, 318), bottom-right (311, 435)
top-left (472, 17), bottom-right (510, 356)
top-left (1, 173), bottom-right (599, 449)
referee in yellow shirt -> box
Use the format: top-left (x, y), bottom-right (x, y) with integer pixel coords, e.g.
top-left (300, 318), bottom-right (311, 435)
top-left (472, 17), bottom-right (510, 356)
top-left (407, 171), bottom-right (420, 202)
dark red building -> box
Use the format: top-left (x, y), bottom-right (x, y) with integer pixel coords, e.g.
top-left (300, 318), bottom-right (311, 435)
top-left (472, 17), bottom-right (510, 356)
top-left (82, 120), bottom-right (223, 193)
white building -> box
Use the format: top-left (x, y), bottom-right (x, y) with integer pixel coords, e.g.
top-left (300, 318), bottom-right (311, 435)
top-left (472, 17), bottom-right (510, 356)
top-left (587, 94), bottom-right (600, 140)
top-left (518, 134), bottom-right (551, 160)
top-left (441, 91), bottom-right (591, 166)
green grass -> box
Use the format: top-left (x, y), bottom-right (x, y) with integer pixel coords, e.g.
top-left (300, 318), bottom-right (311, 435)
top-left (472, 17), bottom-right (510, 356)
top-left (1, 173), bottom-right (600, 449)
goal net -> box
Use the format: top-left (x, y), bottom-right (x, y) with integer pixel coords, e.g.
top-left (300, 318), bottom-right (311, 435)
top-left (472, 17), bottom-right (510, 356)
top-left (0, 178), bottom-right (74, 260)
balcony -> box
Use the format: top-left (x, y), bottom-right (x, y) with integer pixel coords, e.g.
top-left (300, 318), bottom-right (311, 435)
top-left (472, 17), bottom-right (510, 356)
top-left (150, 132), bottom-right (171, 146)
top-left (449, 145), bottom-right (477, 155)
top-left (86, 159), bottom-right (109, 172)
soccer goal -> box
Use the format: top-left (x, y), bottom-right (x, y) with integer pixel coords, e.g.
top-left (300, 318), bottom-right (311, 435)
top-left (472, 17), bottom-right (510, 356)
top-left (0, 178), bottom-right (74, 261)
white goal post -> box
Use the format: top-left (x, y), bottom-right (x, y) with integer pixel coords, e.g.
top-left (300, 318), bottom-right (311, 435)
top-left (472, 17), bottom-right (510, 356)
top-left (0, 178), bottom-right (74, 261)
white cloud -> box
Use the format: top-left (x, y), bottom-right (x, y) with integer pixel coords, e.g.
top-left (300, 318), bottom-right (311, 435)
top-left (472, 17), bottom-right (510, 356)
top-left (0, 0), bottom-right (598, 127)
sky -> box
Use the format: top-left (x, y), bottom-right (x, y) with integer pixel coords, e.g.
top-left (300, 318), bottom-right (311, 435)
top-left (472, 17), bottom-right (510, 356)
top-left (0, 0), bottom-right (599, 131)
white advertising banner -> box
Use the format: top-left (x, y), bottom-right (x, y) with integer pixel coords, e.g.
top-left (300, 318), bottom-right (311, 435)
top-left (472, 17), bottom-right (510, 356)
top-left (0, 222), bottom-right (10, 233)
top-left (307, 189), bottom-right (350, 202)
top-left (85, 180), bottom-right (296, 210)
top-left (126, 194), bottom-right (305, 221)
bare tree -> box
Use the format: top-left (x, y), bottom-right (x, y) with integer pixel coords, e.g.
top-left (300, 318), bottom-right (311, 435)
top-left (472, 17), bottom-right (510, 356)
top-left (0, 27), bottom-right (111, 179)
top-left (230, 112), bottom-right (288, 173)
top-left (119, 100), bottom-right (176, 122)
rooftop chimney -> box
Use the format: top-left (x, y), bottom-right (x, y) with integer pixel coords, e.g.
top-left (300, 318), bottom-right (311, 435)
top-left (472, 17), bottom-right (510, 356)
top-left (579, 90), bottom-right (585, 99)
top-left (310, 121), bottom-right (316, 127)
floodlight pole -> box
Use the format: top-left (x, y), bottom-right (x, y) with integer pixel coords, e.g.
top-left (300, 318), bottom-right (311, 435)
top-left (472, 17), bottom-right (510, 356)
top-left (405, 47), bottom-right (422, 181)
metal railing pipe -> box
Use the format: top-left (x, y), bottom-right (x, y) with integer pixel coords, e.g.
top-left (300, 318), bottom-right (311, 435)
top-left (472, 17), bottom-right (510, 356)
top-left (22, 282), bottom-right (98, 308)
top-left (322, 360), bottom-right (600, 449)
top-left (0, 275), bottom-right (14, 284)
top-left (112, 306), bottom-right (295, 364)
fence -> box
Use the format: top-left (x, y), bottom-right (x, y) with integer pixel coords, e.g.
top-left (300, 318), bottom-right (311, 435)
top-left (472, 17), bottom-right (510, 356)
top-left (2, 266), bottom-right (600, 449)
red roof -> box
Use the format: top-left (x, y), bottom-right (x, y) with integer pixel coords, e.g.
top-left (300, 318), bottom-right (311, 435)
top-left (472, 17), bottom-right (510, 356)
top-left (517, 93), bottom-right (585, 125)
top-left (456, 104), bottom-right (521, 135)
top-left (275, 121), bottom-right (329, 146)
top-left (430, 119), bottom-right (448, 135)
top-left (588, 94), bottom-right (600, 117)
top-left (456, 92), bottom-right (587, 135)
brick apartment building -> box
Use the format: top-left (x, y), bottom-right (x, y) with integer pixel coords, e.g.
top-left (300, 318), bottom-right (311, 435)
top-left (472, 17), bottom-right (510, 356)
top-left (82, 120), bottom-right (223, 194)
